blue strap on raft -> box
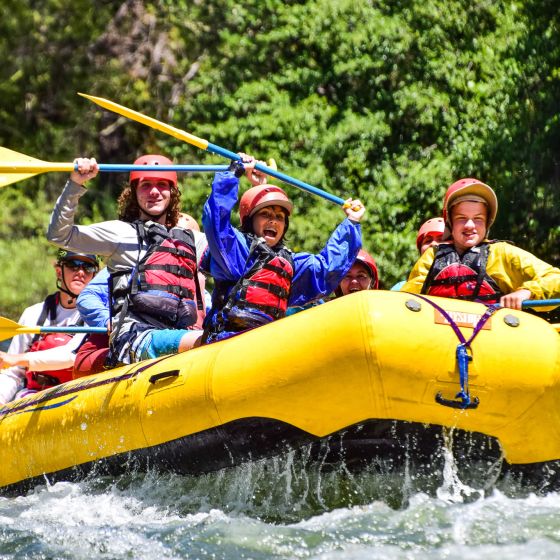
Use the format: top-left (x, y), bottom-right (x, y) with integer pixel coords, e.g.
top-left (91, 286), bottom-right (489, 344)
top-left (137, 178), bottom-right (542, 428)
top-left (412, 295), bottom-right (500, 409)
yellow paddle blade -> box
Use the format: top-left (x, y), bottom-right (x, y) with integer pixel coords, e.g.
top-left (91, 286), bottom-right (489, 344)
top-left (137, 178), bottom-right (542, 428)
top-left (0, 147), bottom-right (45, 187)
top-left (0, 316), bottom-right (40, 343)
top-left (0, 147), bottom-right (75, 188)
top-left (79, 93), bottom-right (209, 151)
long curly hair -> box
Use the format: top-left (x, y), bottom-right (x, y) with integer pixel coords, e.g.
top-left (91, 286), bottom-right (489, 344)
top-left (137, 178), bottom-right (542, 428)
top-left (117, 180), bottom-right (181, 228)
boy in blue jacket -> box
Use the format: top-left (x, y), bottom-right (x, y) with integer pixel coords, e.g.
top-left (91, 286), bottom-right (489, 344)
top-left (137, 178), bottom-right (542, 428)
top-left (201, 154), bottom-right (365, 343)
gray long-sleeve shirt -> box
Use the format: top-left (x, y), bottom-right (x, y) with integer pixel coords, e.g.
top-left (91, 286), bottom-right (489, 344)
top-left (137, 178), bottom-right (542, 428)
top-left (47, 180), bottom-right (207, 272)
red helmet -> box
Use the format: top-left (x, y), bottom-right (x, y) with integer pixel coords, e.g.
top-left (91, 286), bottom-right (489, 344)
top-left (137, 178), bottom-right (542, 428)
top-left (239, 184), bottom-right (293, 224)
top-left (416, 217), bottom-right (446, 251)
top-left (443, 178), bottom-right (497, 227)
top-left (355, 249), bottom-right (379, 289)
top-left (129, 155), bottom-right (177, 189)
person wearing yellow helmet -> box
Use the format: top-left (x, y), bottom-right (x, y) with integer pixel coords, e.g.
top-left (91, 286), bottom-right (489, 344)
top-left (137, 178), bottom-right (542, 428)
top-left (402, 178), bottom-right (560, 309)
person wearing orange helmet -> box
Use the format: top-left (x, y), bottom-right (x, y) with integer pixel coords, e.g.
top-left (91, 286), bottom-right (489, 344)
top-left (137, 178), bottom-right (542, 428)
top-left (335, 249), bottom-right (379, 296)
top-left (416, 217), bottom-right (446, 256)
top-left (47, 155), bottom-right (208, 365)
top-left (201, 153), bottom-right (365, 343)
top-left (390, 217), bottom-right (446, 291)
top-left (402, 178), bottom-right (560, 309)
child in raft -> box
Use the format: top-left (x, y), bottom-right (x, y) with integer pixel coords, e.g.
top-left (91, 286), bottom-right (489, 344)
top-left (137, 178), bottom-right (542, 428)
top-left (201, 154), bottom-right (366, 343)
top-left (402, 178), bottom-right (560, 309)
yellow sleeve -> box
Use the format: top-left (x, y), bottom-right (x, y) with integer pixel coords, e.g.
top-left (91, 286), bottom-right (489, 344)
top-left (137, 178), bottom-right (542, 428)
top-left (400, 247), bottom-right (436, 293)
top-left (488, 243), bottom-right (560, 300)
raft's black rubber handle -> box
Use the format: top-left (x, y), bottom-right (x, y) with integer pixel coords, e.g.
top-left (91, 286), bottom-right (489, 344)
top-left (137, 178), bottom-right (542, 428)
top-left (435, 392), bottom-right (480, 410)
top-left (149, 370), bottom-right (180, 384)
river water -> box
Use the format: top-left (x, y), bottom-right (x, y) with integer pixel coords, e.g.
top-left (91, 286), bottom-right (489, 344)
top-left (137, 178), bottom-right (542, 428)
top-left (2, 441), bottom-right (560, 559)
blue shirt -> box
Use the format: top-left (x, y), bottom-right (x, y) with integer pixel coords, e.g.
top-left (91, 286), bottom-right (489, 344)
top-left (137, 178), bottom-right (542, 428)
top-left (77, 267), bottom-right (111, 328)
top-left (202, 171), bottom-right (362, 313)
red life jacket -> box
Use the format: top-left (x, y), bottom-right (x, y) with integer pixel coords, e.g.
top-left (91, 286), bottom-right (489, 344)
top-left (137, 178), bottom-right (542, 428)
top-left (421, 242), bottom-right (503, 303)
top-left (111, 221), bottom-right (202, 331)
top-left (204, 235), bottom-right (294, 341)
top-left (25, 293), bottom-right (78, 390)
top-left (26, 333), bottom-right (74, 390)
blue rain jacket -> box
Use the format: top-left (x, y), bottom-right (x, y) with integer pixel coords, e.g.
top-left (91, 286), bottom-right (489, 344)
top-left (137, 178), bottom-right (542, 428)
top-left (202, 171), bottom-right (362, 327)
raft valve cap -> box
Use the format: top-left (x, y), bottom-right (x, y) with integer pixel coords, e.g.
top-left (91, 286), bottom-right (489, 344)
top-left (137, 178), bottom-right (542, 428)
top-left (503, 314), bottom-right (520, 328)
top-left (405, 299), bottom-right (422, 312)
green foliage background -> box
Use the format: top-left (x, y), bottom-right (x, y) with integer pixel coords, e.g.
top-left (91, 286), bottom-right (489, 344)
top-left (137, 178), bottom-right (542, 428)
top-left (0, 0), bottom-right (558, 320)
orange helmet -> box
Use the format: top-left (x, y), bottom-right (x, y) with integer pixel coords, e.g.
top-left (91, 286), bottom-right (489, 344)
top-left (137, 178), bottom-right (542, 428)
top-left (355, 249), bottom-right (379, 289)
top-left (443, 178), bottom-right (497, 227)
top-left (129, 155), bottom-right (177, 189)
top-left (416, 217), bottom-right (446, 251)
top-left (239, 184), bottom-right (293, 224)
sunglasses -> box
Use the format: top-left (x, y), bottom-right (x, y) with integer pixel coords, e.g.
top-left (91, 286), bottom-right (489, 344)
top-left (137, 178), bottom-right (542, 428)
top-left (61, 259), bottom-right (97, 273)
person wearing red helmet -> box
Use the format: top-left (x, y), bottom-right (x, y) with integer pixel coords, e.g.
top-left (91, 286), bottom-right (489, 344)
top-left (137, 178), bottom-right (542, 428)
top-left (47, 155), bottom-right (208, 365)
top-left (335, 249), bottom-right (379, 296)
top-left (390, 217), bottom-right (446, 291)
top-left (402, 178), bottom-right (560, 309)
top-left (0, 249), bottom-right (99, 403)
top-left (201, 153), bottom-right (365, 343)
top-left (416, 217), bottom-right (446, 256)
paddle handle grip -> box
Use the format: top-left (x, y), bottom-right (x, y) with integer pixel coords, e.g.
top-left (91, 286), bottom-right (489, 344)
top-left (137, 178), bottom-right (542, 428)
top-left (207, 143), bottom-right (347, 206)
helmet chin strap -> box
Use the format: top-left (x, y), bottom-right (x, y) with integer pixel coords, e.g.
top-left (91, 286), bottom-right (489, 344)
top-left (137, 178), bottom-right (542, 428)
top-left (56, 266), bottom-right (79, 305)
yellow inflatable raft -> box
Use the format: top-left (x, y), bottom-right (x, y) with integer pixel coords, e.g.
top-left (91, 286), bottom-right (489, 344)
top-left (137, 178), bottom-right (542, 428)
top-left (1, 290), bottom-right (559, 493)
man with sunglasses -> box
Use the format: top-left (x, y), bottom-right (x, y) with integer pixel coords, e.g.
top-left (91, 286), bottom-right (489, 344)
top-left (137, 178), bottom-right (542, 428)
top-left (0, 249), bottom-right (99, 403)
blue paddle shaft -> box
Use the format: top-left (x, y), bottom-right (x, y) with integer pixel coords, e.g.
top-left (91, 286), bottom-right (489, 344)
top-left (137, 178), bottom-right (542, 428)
top-left (75, 164), bottom-right (229, 173)
top-left (522, 299), bottom-right (560, 308)
top-left (39, 327), bottom-right (108, 335)
top-left (207, 143), bottom-right (347, 206)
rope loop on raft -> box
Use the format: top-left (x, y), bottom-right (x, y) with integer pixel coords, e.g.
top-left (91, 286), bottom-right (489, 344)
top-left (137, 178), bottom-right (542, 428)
top-left (411, 294), bottom-right (501, 409)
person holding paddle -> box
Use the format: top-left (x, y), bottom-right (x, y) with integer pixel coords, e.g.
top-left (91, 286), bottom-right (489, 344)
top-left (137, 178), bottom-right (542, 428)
top-left (201, 153), bottom-right (365, 344)
top-left (47, 155), bottom-right (208, 365)
top-left (402, 178), bottom-right (560, 309)
top-left (0, 249), bottom-right (98, 403)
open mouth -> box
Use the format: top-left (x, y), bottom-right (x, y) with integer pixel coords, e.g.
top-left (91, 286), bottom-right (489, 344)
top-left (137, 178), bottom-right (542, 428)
top-left (263, 228), bottom-right (277, 239)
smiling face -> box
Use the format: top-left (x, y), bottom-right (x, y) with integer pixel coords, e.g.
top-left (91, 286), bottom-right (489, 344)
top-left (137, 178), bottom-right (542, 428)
top-left (450, 200), bottom-right (488, 254)
top-left (136, 179), bottom-right (172, 223)
top-left (338, 262), bottom-right (373, 295)
top-left (251, 205), bottom-right (287, 247)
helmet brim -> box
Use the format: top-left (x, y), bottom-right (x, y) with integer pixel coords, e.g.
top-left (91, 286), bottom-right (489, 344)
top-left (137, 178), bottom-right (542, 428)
top-left (249, 199), bottom-right (293, 218)
top-left (446, 183), bottom-right (498, 227)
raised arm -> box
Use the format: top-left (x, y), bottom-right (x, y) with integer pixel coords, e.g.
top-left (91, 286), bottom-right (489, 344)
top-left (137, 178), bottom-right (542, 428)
top-left (290, 199), bottom-right (365, 306)
top-left (202, 169), bottom-right (251, 282)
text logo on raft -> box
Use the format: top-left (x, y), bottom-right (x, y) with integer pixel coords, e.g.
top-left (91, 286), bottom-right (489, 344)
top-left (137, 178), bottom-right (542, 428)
top-left (434, 309), bottom-right (492, 330)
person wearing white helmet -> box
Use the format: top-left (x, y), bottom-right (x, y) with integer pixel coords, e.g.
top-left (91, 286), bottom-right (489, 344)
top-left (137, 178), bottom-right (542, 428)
top-left (402, 178), bottom-right (560, 309)
top-left (47, 155), bottom-right (208, 365)
top-left (0, 249), bottom-right (99, 403)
